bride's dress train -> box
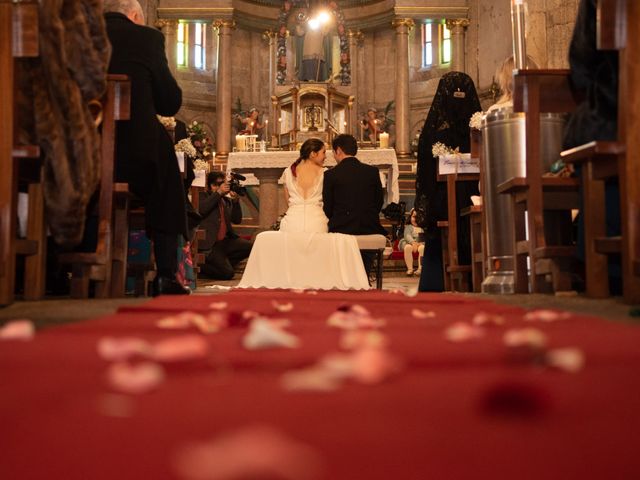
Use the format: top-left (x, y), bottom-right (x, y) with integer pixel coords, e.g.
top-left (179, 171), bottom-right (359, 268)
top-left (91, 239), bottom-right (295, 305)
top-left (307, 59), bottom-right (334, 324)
top-left (238, 167), bottom-right (369, 290)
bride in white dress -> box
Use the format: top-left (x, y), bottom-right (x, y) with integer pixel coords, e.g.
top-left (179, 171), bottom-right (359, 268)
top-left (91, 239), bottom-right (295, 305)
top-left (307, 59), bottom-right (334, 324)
top-left (238, 139), bottom-right (370, 290)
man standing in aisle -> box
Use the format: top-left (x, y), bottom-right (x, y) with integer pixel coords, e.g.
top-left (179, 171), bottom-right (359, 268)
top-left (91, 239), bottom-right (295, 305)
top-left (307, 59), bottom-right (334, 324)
top-left (104, 0), bottom-right (190, 295)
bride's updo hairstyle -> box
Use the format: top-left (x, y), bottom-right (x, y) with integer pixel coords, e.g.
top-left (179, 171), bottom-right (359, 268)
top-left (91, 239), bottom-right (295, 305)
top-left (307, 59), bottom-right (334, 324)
top-left (291, 138), bottom-right (325, 176)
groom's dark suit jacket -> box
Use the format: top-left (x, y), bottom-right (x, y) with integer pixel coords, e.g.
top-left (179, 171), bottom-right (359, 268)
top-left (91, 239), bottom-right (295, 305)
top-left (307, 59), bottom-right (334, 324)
top-left (322, 156), bottom-right (387, 235)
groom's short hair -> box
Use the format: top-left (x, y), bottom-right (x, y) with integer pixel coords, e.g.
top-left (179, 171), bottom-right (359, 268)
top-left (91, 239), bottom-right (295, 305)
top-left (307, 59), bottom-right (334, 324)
top-left (332, 134), bottom-right (358, 156)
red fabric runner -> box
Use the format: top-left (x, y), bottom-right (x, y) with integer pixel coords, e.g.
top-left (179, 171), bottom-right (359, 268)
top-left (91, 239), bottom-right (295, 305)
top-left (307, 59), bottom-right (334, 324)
top-left (1, 291), bottom-right (640, 479)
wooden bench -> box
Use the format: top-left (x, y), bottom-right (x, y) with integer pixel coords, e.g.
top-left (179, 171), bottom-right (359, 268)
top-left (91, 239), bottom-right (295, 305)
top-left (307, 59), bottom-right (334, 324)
top-left (0, 1), bottom-right (45, 306)
top-left (436, 173), bottom-right (478, 292)
top-left (560, 0), bottom-right (640, 303)
top-left (58, 75), bottom-right (131, 298)
top-left (497, 69), bottom-right (581, 293)
top-left (460, 205), bottom-right (484, 292)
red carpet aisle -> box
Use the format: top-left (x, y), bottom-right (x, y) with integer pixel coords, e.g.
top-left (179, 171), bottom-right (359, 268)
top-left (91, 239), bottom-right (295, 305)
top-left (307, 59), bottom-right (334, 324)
top-left (1, 290), bottom-right (640, 480)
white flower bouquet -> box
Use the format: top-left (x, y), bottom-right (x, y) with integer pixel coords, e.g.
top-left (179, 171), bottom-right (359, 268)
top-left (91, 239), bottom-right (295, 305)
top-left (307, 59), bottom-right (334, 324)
top-left (431, 142), bottom-right (459, 158)
top-left (175, 138), bottom-right (197, 158)
top-left (157, 115), bottom-right (176, 129)
top-left (469, 111), bottom-right (484, 130)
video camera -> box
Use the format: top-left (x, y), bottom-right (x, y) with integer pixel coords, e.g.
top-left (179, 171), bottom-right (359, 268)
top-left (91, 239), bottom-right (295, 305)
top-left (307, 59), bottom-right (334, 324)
top-left (228, 171), bottom-right (247, 197)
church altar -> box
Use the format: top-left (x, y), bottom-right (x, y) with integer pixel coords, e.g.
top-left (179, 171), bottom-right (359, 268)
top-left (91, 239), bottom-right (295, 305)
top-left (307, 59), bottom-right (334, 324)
top-left (227, 149), bottom-right (399, 230)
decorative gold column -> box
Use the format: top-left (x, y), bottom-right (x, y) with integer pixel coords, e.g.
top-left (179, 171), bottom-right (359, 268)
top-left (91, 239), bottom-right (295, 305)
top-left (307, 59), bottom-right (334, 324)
top-left (392, 18), bottom-right (414, 159)
top-left (155, 19), bottom-right (178, 77)
top-left (213, 20), bottom-right (235, 159)
top-left (446, 19), bottom-right (470, 73)
top-left (347, 30), bottom-right (363, 135)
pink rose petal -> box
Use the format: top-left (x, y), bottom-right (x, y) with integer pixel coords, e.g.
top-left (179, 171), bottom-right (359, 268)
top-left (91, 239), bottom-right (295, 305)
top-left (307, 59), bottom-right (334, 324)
top-left (350, 347), bottom-right (402, 384)
top-left (208, 301), bottom-right (228, 310)
top-left (444, 322), bottom-right (485, 342)
top-left (272, 301), bottom-right (294, 312)
top-left (156, 315), bottom-right (192, 330)
top-left (411, 308), bottom-right (436, 319)
top-left (172, 425), bottom-right (323, 480)
top-left (281, 367), bottom-right (343, 392)
top-left (472, 312), bottom-right (505, 326)
top-left (242, 319), bottom-right (300, 350)
top-left (523, 309), bottom-right (572, 322)
top-left (107, 361), bottom-right (165, 394)
top-left (191, 313), bottom-right (227, 334)
top-left (546, 347), bottom-right (585, 373)
top-left (503, 328), bottom-right (547, 349)
top-left (152, 335), bottom-right (209, 362)
top-left (0, 320), bottom-right (35, 340)
top-left (97, 337), bottom-right (153, 361)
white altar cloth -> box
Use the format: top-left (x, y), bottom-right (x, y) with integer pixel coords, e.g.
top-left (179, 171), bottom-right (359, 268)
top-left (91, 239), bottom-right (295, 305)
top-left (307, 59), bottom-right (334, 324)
top-left (227, 149), bottom-right (399, 204)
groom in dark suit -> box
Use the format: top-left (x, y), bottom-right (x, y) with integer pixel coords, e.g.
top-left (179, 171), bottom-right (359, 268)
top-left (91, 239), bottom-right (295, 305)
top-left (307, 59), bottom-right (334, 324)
top-left (323, 134), bottom-right (387, 274)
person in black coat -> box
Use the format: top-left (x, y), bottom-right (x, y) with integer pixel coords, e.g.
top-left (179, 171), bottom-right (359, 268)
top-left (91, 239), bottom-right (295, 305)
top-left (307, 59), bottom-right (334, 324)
top-left (415, 72), bottom-right (481, 292)
top-left (104, 0), bottom-right (189, 295)
top-left (564, 0), bottom-right (621, 293)
top-left (198, 172), bottom-right (252, 280)
top-left (323, 134), bottom-right (387, 274)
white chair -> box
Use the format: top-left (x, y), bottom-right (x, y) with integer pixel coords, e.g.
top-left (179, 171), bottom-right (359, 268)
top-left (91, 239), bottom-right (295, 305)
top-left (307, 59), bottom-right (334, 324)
top-left (354, 234), bottom-right (387, 289)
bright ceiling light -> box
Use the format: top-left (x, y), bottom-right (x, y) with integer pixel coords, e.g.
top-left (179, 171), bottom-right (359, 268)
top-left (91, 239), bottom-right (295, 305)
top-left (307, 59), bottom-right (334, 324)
top-left (308, 17), bottom-right (320, 30)
top-left (317, 11), bottom-right (331, 24)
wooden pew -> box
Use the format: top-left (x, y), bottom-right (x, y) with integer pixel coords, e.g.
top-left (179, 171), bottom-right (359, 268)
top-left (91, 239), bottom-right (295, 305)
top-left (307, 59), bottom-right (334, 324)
top-left (59, 75), bottom-right (131, 298)
top-left (436, 173), bottom-right (478, 292)
top-left (0, 0), bottom-right (45, 306)
top-left (460, 205), bottom-right (484, 293)
top-left (561, 0), bottom-right (640, 303)
top-left (497, 70), bottom-right (580, 293)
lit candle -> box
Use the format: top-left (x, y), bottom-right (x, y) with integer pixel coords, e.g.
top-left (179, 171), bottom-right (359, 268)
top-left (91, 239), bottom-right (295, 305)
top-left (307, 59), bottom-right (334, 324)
top-left (379, 132), bottom-right (389, 149)
top-left (235, 134), bottom-right (246, 151)
top-left (265, 119), bottom-right (269, 140)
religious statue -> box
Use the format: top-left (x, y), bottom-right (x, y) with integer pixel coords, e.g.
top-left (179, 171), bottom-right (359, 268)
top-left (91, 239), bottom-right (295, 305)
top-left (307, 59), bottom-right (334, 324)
top-left (235, 107), bottom-right (265, 139)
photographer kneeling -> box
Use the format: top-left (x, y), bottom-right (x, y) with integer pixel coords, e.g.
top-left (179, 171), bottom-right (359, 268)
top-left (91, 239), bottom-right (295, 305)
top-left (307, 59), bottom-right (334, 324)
top-left (198, 172), bottom-right (253, 280)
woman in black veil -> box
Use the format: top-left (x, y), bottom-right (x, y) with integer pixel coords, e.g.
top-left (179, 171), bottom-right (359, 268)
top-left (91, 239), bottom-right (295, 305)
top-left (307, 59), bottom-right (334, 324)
top-left (415, 72), bottom-right (481, 291)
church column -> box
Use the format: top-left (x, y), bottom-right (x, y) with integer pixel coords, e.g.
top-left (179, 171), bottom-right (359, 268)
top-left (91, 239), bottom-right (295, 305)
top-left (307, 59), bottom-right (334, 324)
top-left (264, 30), bottom-right (277, 143)
top-left (213, 20), bottom-right (235, 160)
top-left (156, 19), bottom-right (178, 77)
top-left (347, 30), bottom-right (362, 135)
top-left (392, 18), bottom-right (414, 159)
top-left (446, 19), bottom-right (470, 73)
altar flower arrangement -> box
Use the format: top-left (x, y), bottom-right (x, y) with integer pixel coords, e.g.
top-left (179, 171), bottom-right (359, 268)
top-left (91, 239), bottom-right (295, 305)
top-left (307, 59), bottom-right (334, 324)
top-left (187, 121), bottom-right (214, 161)
top-left (175, 138), bottom-right (197, 158)
top-left (193, 159), bottom-right (210, 172)
top-left (469, 111), bottom-right (484, 130)
top-left (432, 142), bottom-right (459, 158)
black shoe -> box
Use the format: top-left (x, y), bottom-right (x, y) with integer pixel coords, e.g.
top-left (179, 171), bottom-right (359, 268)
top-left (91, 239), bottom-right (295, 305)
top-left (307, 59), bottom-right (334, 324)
top-left (152, 276), bottom-right (191, 297)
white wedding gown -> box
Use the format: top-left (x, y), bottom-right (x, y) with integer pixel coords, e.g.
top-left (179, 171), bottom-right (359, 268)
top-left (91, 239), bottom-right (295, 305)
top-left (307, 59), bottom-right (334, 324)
top-left (237, 167), bottom-right (370, 290)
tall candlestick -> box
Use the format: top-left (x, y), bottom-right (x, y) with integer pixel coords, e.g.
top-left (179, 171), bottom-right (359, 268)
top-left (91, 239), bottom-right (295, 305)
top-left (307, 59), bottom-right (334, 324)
top-left (265, 119), bottom-right (269, 141)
